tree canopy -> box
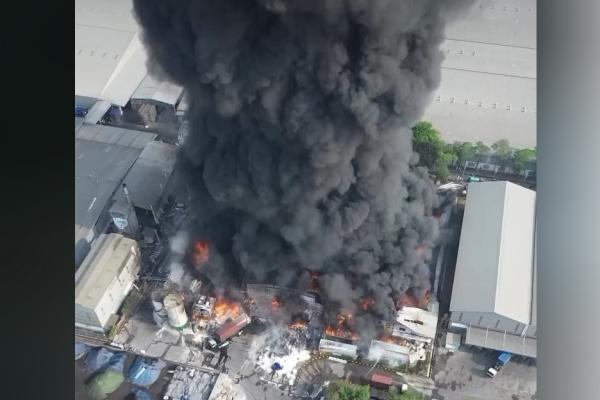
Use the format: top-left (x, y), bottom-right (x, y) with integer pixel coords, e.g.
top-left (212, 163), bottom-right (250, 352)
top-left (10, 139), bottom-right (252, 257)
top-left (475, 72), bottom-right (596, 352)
top-left (411, 120), bottom-right (536, 180)
top-left (512, 148), bottom-right (536, 173)
top-left (411, 121), bottom-right (452, 181)
top-left (475, 141), bottom-right (491, 156)
top-left (387, 387), bottom-right (424, 400)
top-left (325, 381), bottom-right (370, 400)
top-left (491, 139), bottom-right (513, 158)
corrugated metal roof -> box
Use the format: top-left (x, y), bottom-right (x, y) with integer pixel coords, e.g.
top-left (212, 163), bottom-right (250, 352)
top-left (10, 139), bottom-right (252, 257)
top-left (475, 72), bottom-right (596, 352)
top-left (75, 0), bottom-right (148, 106)
top-left (75, 233), bottom-right (138, 308)
top-left (424, 0), bottom-right (536, 148)
top-left (75, 121), bottom-right (156, 244)
top-left (450, 181), bottom-right (536, 325)
top-left (114, 141), bottom-right (177, 212)
top-left (396, 306), bottom-right (438, 340)
top-left (131, 74), bottom-right (184, 106)
top-left (465, 325), bottom-right (537, 358)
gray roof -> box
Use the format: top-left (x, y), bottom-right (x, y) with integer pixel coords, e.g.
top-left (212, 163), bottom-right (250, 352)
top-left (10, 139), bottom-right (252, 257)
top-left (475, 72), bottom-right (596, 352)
top-left (465, 325), bottom-right (537, 358)
top-left (424, 0), bottom-right (536, 148)
top-left (75, 121), bottom-right (156, 244)
top-left (114, 141), bottom-right (178, 212)
top-left (450, 181), bottom-right (536, 325)
top-left (75, 233), bottom-right (138, 307)
top-left (75, 0), bottom-right (148, 106)
top-left (131, 74), bottom-right (184, 106)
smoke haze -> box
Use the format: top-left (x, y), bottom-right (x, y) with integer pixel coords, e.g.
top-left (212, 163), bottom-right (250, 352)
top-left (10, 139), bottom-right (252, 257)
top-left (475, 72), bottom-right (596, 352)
top-left (134, 0), bottom-right (472, 324)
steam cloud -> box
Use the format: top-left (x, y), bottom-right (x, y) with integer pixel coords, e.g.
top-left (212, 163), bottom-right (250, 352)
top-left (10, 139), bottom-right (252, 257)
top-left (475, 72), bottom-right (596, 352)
top-left (134, 0), bottom-right (472, 324)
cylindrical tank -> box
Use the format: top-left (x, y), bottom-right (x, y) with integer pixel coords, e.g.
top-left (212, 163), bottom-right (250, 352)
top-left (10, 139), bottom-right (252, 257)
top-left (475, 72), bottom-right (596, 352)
top-left (163, 293), bottom-right (188, 329)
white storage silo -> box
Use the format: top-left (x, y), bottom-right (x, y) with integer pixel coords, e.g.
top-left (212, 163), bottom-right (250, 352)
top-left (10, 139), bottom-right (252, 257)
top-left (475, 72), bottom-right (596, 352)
top-left (163, 293), bottom-right (188, 329)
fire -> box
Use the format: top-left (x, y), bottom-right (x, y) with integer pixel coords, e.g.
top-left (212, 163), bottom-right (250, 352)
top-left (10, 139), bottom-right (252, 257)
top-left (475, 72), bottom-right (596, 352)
top-left (308, 271), bottom-right (320, 293)
top-left (192, 241), bottom-right (210, 265)
top-left (379, 335), bottom-right (409, 347)
top-left (397, 288), bottom-right (431, 310)
top-left (289, 320), bottom-right (307, 330)
top-left (271, 297), bottom-right (283, 310)
top-left (359, 297), bottom-right (375, 311)
top-left (213, 297), bottom-right (241, 322)
top-left (324, 313), bottom-right (358, 341)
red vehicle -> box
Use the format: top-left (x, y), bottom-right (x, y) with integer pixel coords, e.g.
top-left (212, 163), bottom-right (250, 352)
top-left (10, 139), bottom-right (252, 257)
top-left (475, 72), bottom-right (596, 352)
top-left (214, 313), bottom-right (251, 342)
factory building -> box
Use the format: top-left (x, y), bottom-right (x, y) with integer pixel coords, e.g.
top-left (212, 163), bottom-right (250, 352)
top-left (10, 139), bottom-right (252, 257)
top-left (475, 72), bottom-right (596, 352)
top-left (75, 120), bottom-right (178, 267)
top-left (75, 122), bottom-right (156, 266)
top-left (423, 0), bottom-right (536, 148)
top-left (449, 181), bottom-right (537, 358)
top-left (75, 233), bottom-right (141, 333)
top-left (75, 0), bottom-right (184, 125)
top-left (367, 340), bottom-right (410, 366)
top-left (318, 339), bottom-right (358, 359)
top-left (394, 305), bottom-right (439, 345)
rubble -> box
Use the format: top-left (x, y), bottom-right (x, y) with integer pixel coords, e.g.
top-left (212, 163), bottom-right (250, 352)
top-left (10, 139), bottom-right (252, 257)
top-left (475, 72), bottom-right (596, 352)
top-left (162, 368), bottom-right (216, 400)
top-left (248, 327), bottom-right (311, 387)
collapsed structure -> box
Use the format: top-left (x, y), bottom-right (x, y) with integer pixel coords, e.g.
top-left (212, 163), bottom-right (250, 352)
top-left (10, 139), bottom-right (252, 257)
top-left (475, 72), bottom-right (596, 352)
top-left (449, 181), bottom-right (537, 358)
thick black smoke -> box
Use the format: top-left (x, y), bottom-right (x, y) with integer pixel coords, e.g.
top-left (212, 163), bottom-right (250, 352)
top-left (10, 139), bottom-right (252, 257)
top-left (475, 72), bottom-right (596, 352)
top-left (134, 0), bottom-right (472, 323)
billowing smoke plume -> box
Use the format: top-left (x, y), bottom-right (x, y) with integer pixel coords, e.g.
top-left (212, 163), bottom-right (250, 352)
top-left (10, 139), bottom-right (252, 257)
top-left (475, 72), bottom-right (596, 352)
top-left (134, 0), bottom-right (472, 324)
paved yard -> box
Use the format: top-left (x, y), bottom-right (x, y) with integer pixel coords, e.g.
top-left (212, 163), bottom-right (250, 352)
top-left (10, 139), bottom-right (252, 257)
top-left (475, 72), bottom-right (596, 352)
top-left (432, 347), bottom-right (537, 400)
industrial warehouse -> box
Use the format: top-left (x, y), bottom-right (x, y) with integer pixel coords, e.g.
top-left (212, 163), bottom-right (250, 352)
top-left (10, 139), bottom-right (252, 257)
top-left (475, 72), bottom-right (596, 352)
top-left (449, 181), bottom-right (537, 358)
top-left (74, 1), bottom-right (539, 399)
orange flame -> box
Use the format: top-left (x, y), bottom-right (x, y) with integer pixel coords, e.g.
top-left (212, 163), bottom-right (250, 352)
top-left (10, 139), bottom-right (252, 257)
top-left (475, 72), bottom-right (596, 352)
top-left (397, 288), bottom-right (431, 310)
top-left (324, 313), bottom-right (358, 340)
top-left (359, 297), bottom-right (375, 311)
top-left (213, 297), bottom-right (241, 322)
top-left (271, 297), bottom-right (283, 310)
top-left (379, 335), bottom-right (408, 346)
top-left (289, 320), bottom-right (308, 329)
top-left (192, 241), bottom-right (210, 265)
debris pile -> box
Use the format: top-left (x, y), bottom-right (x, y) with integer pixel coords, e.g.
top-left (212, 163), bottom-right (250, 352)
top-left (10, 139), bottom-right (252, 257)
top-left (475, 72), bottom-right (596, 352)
top-left (163, 368), bottom-right (216, 400)
top-left (249, 327), bottom-right (311, 387)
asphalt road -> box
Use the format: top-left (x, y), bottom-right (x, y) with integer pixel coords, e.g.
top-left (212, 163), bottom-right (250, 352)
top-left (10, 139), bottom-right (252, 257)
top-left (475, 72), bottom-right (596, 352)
top-left (432, 347), bottom-right (537, 400)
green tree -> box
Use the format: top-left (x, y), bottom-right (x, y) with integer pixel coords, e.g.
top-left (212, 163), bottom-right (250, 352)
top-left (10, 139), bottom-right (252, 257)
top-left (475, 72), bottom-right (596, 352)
top-left (512, 148), bottom-right (536, 173)
top-left (411, 121), bottom-right (449, 181)
top-left (387, 387), bottom-right (424, 400)
top-left (491, 139), bottom-right (514, 163)
top-left (475, 141), bottom-right (491, 157)
top-left (412, 122), bottom-right (444, 170)
top-left (325, 381), bottom-right (370, 400)
top-left (450, 141), bottom-right (477, 166)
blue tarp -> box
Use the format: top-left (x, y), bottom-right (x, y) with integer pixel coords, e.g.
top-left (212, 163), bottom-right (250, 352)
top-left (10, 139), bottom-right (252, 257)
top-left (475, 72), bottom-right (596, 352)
top-left (131, 387), bottom-right (152, 400)
top-left (127, 356), bottom-right (167, 387)
top-left (271, 362), bottom-right (283, 371)
top-left (75, 342), bottom-right (91, 360)
top-left (86, 348), bottom-right (126, 374)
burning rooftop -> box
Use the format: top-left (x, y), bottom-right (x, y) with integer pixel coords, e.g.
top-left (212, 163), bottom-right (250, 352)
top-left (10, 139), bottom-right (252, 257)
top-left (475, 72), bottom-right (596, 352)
top-left (132, 0), bottom-right (471, 329)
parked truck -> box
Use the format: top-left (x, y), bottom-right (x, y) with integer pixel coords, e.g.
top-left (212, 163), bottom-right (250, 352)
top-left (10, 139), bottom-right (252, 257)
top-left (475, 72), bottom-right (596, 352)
top-left (486, 352), bottom-right (512, 378)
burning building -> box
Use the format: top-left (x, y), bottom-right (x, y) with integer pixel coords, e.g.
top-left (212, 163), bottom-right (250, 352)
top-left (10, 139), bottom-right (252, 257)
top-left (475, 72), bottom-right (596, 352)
top-left (318, 338), bottom-right (358, 359)
top-left (133, 0), bottom-right (473, 343)
top-left (245, 284), bottom-right (322, 326)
